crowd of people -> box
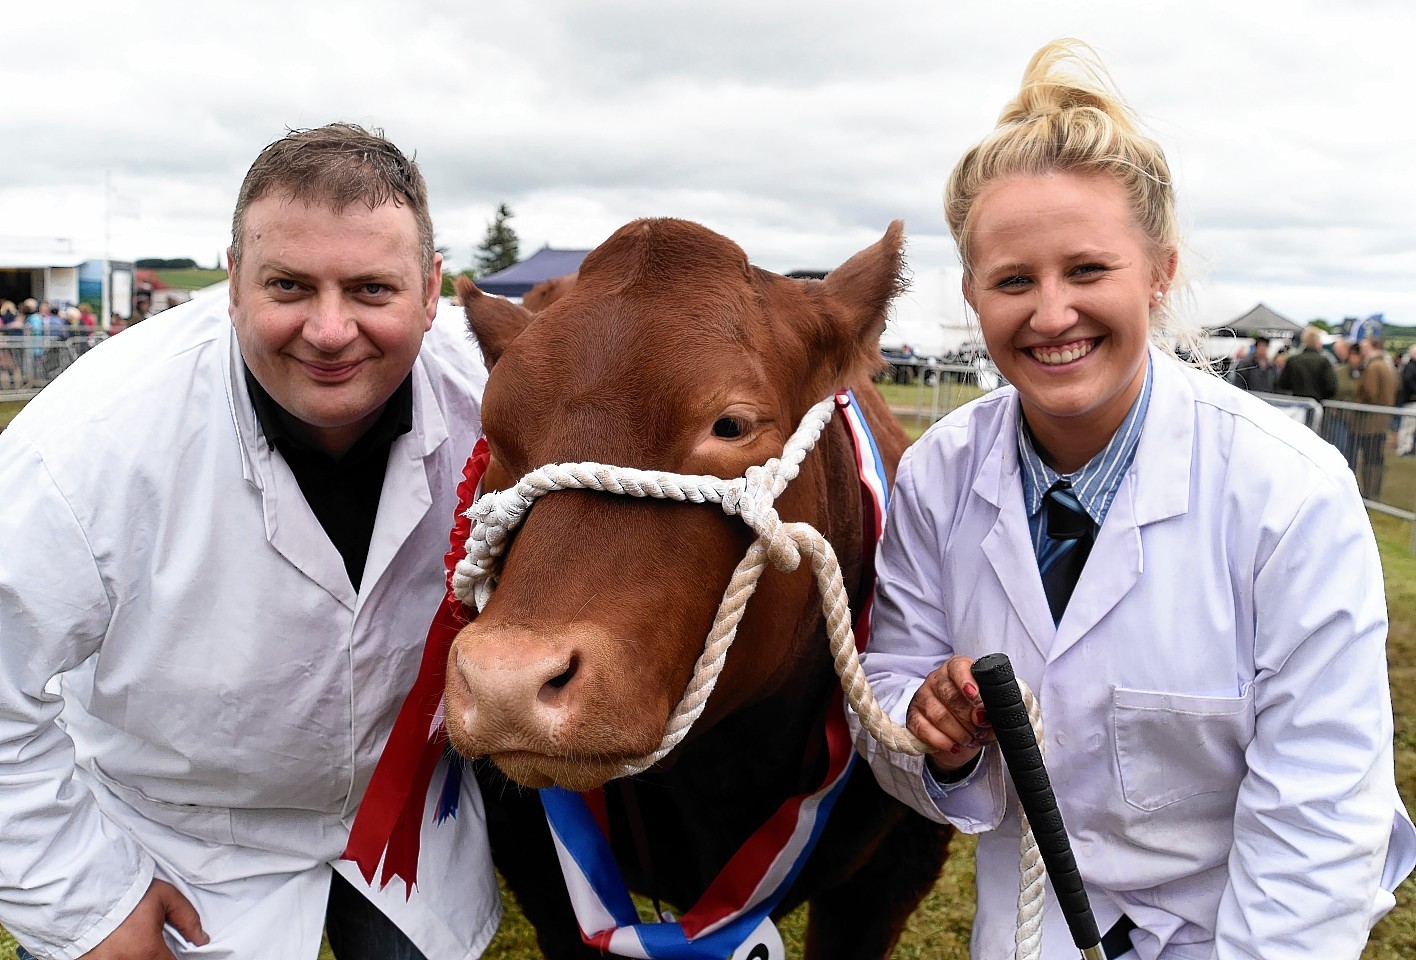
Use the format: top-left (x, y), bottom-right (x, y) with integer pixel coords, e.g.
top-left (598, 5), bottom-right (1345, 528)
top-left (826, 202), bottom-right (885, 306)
top-left (1226, 328), bottom-right (1416, 498)
top-left (0, 299), bottom-right (122, 390)
top-left (0, 39), bottom-right (1412, 960)
top-left (0, 299), bottom-right (100, 337)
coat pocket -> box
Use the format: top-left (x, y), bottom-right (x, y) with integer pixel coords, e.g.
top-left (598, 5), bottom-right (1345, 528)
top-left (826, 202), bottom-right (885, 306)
top-left (1112, 684), bottom-right (1254, 812)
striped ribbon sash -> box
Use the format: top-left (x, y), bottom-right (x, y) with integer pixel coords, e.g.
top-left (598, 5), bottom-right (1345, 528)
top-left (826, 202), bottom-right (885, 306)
top-left (541, 390), bottom-right (890, 957)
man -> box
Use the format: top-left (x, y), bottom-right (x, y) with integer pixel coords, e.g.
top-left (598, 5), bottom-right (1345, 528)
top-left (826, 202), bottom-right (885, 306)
top-left (1228, 335), bottom-right (1278, 393)
top-left (1355, 334), bottom-right (1398, 498)
top-left (1277, 325), bottom-right (1337, 402)
top-left (1322, 338), bottom-right (1361, 472)
top-left (1397, 344), bottom-right (1416, 456)
top-left (0, 125), bottom-right (500, 958)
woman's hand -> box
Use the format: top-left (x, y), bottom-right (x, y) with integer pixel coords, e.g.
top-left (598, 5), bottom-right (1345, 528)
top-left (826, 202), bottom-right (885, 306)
top-left (907, 655), bottom-right (995, 773)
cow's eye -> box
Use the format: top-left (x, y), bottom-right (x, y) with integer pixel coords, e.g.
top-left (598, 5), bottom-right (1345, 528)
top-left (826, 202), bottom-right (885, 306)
top-left (712, 416), bottom-right (748, 440)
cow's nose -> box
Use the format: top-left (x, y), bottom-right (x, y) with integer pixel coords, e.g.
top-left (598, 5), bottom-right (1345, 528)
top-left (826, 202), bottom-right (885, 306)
top-left (458, 648), bottom-right (583, 709)
top-left (448, 636), bottom-right (591, 752)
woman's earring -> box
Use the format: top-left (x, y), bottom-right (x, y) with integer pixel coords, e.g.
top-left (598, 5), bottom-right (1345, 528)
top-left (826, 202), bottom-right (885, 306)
top-left (1154, 290), bottom-right (1165, 301)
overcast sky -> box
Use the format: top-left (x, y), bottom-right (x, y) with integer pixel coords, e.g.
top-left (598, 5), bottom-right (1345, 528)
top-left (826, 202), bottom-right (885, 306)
top-left (6, 0), bottom-right (1413, 349)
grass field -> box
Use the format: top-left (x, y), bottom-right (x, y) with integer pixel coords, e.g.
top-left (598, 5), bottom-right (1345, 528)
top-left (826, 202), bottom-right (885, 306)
top-left (2, 395), bottom-right (1414, 957)
top-left (0, 402), bottom-right (23, 431)
top-left (151, 268), bottom-right (228, 291)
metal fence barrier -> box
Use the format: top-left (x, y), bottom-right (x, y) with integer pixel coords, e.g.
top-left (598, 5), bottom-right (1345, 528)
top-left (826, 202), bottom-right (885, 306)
top-left (880, 360), bottom-right (1004, 431)
top-left (0, 334), bottom-right (108, 403)
top-left (1316, 399), bottom-right (1416, 534)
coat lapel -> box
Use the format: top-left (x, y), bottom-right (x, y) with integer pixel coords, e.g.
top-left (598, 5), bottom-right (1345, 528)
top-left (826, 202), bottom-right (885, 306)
top-left (224, 326), bottom-right (448, 612)
top-left (224, 328), bottom-right (358, 608)
top-left (972, 392), bottom-right (1057, 660)
top-left (1049, 349), bottom-right (1196, 660)
top-left (359, 361), bottom-right (446, 604)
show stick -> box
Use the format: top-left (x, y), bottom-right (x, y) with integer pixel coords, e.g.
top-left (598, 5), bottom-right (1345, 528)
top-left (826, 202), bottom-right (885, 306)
top-left (972, 652), bottom-right (1104, 960)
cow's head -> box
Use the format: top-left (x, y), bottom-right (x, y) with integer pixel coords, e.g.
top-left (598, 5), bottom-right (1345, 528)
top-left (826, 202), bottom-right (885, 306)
top-left (446, 218), bottom-right (904, 790)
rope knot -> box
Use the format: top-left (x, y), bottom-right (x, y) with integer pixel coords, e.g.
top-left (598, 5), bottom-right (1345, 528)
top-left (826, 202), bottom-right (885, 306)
top-left (722, 465), bottom-right (799, 571)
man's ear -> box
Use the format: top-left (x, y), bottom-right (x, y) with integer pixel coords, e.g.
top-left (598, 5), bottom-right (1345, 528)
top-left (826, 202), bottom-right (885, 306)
top-left (424, 252), bottom-right (444, 330)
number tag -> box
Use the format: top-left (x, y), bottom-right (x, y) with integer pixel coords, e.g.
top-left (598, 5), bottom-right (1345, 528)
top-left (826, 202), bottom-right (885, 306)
top-left (729, 915), bottom-right (785, 960)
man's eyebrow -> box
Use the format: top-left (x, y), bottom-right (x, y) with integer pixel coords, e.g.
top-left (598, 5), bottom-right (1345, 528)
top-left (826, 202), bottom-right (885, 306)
top-left (254, 263), bottom-right (402, 285)
top-left (343, 271), bottom-right (403, 285)
top-left (254, 261), bottom-right (314, 283)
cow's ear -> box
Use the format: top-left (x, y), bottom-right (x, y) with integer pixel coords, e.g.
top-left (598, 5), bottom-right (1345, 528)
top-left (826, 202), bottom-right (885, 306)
top-left (810, 221), bottom-right (906, 386)
top-left (821, 220), bottom-right (906, 346)
top-left (457, 276), bottom-right (533, 370)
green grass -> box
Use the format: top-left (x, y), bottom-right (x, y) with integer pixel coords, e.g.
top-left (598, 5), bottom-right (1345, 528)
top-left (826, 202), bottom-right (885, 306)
top-left (0, 402), bottom-right (24, 431)
top-left (151, 268), bottom-right (228, 290)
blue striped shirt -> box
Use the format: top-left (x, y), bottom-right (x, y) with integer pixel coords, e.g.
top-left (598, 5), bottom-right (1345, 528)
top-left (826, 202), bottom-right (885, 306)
top-left (1018, 359), bottom-right (1153, 558)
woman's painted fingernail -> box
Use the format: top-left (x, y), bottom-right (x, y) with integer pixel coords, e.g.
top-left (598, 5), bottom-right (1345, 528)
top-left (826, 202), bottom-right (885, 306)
top-left (949, 745), bottom-right (961, 755)
top-left (962, 683), bottom-right (978, 700)
top-left (975, 707), bottom-right (989, 726)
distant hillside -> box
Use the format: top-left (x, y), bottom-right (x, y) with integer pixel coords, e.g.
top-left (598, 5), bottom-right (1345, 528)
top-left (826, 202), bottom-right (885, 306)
top-left (152, 268), bottom-right (227, 289)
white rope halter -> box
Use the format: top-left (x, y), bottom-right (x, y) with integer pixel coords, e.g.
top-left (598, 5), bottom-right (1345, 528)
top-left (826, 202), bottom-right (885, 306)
top-left (450, 392), bottom-right (1050, 958)
top-left (451, 394), bottom-right (929, 774)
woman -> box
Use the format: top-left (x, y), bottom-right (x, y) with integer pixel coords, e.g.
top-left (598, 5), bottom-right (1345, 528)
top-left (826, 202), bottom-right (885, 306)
top-left (855, 40), bottom-right (1414, 959)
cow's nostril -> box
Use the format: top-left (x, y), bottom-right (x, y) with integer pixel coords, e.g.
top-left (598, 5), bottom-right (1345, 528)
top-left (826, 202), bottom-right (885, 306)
top-left (544, 654), bottom-right (579, 690)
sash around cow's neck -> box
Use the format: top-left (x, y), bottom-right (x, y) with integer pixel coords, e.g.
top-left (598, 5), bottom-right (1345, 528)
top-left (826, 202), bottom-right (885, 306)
top-left (342, 391), bottom-right (891, 957)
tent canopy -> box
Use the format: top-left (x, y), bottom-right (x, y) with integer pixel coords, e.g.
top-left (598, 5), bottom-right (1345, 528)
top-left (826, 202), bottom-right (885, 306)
top-left (473, 247), bottom-right (590, 298)
top-left (1206, 302), bottom-right (1304, 338)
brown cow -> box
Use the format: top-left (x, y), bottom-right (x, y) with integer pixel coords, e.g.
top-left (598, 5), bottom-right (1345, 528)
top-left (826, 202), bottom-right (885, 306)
top-left (449, 219), bottom-right (952, 959)
top-left (521, 271), bottom-right (579, 312)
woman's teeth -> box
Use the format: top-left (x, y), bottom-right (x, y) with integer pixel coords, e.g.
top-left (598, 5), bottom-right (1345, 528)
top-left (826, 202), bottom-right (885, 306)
top-left (1032, 340), bottom-right (1095, 366)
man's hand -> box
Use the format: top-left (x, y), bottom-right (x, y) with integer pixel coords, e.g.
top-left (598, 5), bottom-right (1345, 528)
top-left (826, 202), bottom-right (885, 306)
top-left (79, 879), bottom-right (208, 959)
top-left (907, 654), bottom-right (995, 773)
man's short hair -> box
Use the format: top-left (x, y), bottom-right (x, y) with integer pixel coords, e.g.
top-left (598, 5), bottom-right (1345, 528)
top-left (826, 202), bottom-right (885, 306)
top-left (1253, 336), bottom-right (1270, 347)
top-left (230, 123), bottom-right (435, 276)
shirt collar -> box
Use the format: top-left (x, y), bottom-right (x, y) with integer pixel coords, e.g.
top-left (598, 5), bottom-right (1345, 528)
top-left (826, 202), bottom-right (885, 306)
top-left (1017, 356), bottom-right (1153, 527)
top-left (243, 364), bottom-right (414, 463)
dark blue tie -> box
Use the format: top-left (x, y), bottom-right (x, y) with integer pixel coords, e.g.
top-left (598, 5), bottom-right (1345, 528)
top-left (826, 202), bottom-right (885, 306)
top-left (1039, 481), bottom-right (1094, 624)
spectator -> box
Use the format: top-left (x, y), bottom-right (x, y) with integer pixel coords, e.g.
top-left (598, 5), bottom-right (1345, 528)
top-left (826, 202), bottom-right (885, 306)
top-left (1396, 344), bottom-right (1416, 456)
top-left (1355, 335), bottom-right (1398, 497)
top-left (20, 299), bottom-right (42, 335)
top-left (44, 306), bottom-right (68, 339)
top-left (20, 300), bottom-right (44, 381)
top-left (78, 303), bottom-right (97, 330)
top-left (1228, 335), bottom-right (1278, 392)
top-left (0, 302), bottom-right (19, 386)
top-left (1322, 338), bottom-right (1363, 472)
top-left (1277, 325), bottom-right (1337, 402)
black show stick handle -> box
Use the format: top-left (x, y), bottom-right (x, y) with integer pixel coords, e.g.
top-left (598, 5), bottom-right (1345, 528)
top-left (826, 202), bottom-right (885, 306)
top-left (972, 652), bottom-right (1101, 956)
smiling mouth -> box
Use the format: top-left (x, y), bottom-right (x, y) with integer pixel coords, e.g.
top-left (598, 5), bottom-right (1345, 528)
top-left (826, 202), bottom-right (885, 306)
top-left (301, 360), bottom-right (362, 380)
top-left (1027, 338), bottom-right (1099, 366)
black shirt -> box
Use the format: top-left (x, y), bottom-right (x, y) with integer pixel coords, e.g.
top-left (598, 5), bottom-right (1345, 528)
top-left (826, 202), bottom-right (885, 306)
top-left (244, 367), bottom-right (414, 591)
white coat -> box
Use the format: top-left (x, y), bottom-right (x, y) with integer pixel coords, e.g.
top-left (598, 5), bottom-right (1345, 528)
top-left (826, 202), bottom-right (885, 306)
top-left (854, 348), bottom-right (1416, 960)
top-left (0, 292), bottom-right (501, 958)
